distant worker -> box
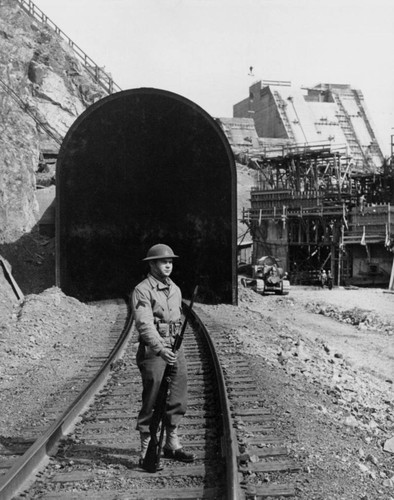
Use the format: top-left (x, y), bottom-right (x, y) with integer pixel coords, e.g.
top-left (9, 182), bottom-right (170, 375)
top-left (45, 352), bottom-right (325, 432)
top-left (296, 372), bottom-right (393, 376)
top-left (359, 193), bottom-right (366, 214)
top-left (327, 270), bottom-right (333, 289)
top-left (321, 269), bottom-right (327, 287)
top-left (131, 244), bottom-right (194, 469)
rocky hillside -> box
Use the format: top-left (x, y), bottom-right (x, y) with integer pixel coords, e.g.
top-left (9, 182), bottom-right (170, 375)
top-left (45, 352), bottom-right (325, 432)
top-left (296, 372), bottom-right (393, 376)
top-left (0, 0), bottom-right (106, 243)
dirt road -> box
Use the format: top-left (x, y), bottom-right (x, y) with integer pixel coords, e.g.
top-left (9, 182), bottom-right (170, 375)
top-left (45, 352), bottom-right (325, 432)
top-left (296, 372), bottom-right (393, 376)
top-left (269, 286), bottom-right (394, 384)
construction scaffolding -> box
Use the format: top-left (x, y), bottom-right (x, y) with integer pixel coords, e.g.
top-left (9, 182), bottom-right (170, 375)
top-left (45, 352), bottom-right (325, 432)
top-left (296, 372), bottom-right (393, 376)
top-left (242, 142), bottom-right (394, 286)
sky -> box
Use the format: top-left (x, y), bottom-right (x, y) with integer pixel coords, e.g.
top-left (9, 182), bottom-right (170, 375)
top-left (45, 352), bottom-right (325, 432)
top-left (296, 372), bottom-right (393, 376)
top-left (33, 0), bottom-right (394, 155)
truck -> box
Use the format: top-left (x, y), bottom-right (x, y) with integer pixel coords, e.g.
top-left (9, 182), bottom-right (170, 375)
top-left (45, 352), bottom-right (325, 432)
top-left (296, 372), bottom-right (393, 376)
top-left (241, 255), bottom-right (290, 295)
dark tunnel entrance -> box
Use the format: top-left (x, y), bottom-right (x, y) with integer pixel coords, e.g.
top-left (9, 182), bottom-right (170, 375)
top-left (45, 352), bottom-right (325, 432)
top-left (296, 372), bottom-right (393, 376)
top-left (56, 88), bottom-right (237, 304)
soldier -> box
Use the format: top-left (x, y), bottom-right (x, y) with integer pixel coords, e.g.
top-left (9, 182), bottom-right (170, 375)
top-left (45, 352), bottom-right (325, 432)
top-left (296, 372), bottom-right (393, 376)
top-left (131, 244), bottom-right (194, 469)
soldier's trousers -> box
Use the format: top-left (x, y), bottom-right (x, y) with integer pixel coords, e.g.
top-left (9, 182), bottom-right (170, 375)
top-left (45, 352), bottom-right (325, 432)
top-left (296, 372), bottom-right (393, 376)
top-left (136, 344), bottom-right (188, 434)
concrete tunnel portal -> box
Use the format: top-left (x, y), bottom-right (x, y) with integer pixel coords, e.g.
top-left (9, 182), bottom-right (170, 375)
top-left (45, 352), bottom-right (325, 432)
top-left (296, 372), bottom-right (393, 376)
top-left (56, 88), bottom-right (237, 304)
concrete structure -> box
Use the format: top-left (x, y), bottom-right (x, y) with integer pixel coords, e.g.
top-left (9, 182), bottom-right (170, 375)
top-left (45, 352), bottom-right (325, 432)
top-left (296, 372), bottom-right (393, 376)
top-left (234, 80), bottom-right (384, 173)
top-left (234, 81), bottom-right (393, 287)
top-left (217, 117), bottom-right (260, 154)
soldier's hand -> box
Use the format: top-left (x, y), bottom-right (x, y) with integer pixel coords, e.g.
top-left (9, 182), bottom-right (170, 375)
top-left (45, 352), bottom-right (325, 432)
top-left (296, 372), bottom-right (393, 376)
top-left (159, 348), bottom-right (177, 365)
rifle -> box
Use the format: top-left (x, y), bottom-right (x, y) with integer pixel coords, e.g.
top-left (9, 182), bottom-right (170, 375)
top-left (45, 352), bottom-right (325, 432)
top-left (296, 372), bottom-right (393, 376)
top-left (142, 285), bottom-right (198, 473)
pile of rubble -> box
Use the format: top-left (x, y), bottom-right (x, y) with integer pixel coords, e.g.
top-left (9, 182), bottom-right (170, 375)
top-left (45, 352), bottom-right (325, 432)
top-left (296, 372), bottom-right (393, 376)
top-left (306, 302), bottom-right (394, 335)
top-left (0, 281), bottom-right (119, 436)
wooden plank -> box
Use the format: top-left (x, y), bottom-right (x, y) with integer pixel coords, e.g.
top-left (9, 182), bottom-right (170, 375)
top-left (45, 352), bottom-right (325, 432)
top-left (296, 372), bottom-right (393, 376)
top-left (223, 367), bottom-right (255, 374)
top-left (51, 465), bottom-right (209, 482)
top-left (41, 487), bottom-right (220, 499)
top-left (60, 445), bottom-right (210, 460)
top-left (220, 360), bottom-right (250, 367)
top-left (86, 411), bottom-right (214, 423)
top-left (246, 483), bottom-right (296, 497)
top-left (226, 382), bottom-right (258, 390)
top-left (109, 388), bottom-right (140, 395)
top-left (245, 446), bottom-right (289, 458)
top-left (233, 408), bottom-right (271, 416)
top-left (228, 391), bottom-right (260, 398)
top-left (244, 435), bottom-right (285, 445)
top-left (0, 256), bottom-right (24, 300)
top-left (82, 435), bottom-right (208, 446)
top-left (236, 424), bottom-right (274, 433)
top-left (83, 417), bottom-right (214, 429)
top-left (230, 396), bottom-right (266, 404)
top-left (225, 374), bottom-right (254, 380)
top-left (234, 414), bottom-right (274, 422)
top-left (240, 459), bottom-right (301, 473)
top-left (83, 422), bottom-right (211, 435)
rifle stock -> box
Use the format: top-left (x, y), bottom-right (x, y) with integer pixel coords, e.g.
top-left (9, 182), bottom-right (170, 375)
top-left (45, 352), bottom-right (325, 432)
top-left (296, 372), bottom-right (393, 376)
top-left (142, 286), bottom-right (198, 472)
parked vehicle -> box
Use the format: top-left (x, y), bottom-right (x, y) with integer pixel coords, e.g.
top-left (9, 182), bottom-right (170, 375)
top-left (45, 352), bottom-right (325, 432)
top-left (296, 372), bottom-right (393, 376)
top-left (241, 256), bottom-right (290, 295)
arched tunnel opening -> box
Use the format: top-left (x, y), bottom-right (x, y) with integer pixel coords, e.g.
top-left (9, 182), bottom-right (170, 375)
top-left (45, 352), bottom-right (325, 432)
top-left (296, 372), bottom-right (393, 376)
top-left (56, 88), bottom-right (237, 304)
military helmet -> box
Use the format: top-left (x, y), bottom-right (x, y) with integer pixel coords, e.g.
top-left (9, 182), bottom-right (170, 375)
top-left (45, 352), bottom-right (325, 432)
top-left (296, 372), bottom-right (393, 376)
top-left (143, 244), bottom-right (179, 261)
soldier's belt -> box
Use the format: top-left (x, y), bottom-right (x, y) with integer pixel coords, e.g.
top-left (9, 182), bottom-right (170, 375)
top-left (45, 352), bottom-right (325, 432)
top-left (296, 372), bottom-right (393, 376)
top-left (156, 320), bottom-right (182, 338)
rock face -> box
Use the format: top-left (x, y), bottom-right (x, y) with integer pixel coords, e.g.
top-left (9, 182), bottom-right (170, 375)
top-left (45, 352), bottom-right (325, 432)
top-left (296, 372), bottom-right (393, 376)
top-left (0, 0), bottom-right (106, 243)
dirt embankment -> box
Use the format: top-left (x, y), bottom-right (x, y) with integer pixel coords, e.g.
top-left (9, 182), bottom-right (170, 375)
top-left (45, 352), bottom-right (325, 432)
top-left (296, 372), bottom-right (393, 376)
top-left (0, 285), bottom-right (120, 436)
top-left (0, 231), bottom-right (121, 436)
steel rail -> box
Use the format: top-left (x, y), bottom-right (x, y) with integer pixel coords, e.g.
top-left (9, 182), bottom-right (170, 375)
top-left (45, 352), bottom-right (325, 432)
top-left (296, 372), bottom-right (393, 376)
top-left (0, 299), bottom-right (133, 500)
top-left (188, 304), bottom-right (244, 500)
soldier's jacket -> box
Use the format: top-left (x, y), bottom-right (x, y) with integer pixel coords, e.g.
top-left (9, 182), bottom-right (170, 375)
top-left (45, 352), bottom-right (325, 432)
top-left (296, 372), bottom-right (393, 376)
top-left (131, 274), bottom-right (183, 355)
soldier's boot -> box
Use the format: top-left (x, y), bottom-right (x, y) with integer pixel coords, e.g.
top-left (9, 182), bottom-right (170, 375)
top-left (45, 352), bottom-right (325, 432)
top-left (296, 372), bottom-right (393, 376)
top-left (163, 427), bottom-right (194, 462)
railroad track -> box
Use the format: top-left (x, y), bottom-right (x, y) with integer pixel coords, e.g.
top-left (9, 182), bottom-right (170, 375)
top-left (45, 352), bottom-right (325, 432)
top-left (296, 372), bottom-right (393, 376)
top-left (0, 300), bottom-right (301, 499)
